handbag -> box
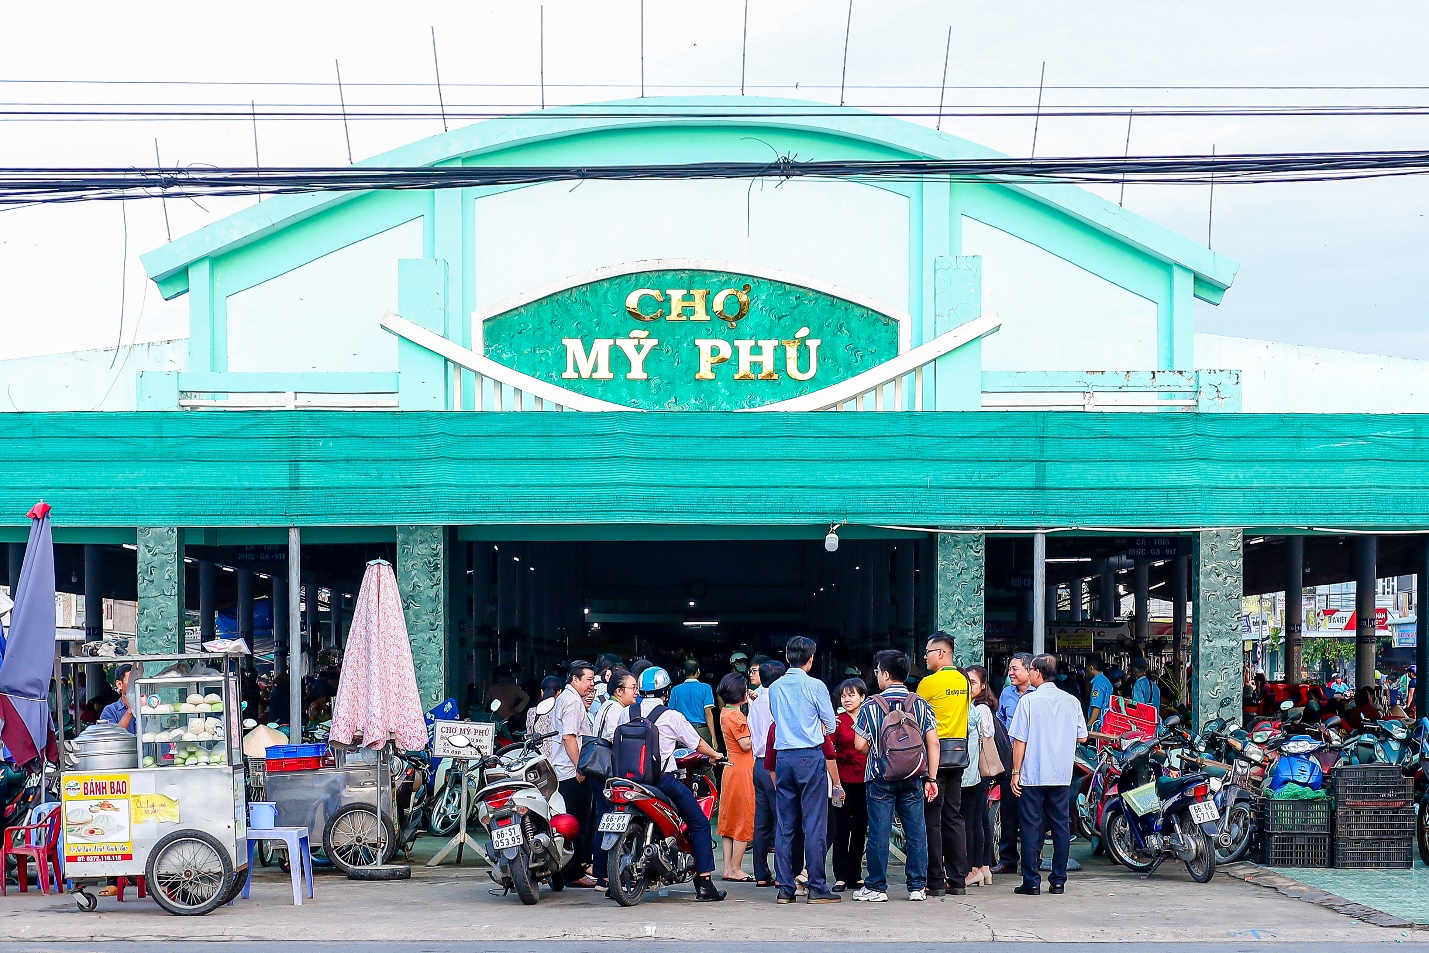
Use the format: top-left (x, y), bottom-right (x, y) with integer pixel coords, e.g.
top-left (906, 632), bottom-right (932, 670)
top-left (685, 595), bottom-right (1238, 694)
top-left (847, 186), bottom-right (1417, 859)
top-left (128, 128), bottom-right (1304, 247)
top-left (578, 736), bottom-right (614, 781)
top-left (978, 720), bottom-right (1005, 778)
top-left (939, 737), bottom-right (969, 770)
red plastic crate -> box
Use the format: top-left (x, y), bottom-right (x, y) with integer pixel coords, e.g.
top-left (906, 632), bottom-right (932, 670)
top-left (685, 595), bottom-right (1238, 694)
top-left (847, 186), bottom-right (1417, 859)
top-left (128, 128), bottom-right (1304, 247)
top-left (1097, 697), bottom-right (1159, 748)
top-left (264, 755), bottom-right (333, 773)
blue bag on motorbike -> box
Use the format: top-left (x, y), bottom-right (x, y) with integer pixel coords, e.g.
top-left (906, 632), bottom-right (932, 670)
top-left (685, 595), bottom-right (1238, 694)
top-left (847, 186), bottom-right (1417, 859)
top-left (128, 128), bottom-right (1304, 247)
top-left (612, 703), bottom-right (667, 785)
top-left (1268, 752), bottom-right (1323, 793)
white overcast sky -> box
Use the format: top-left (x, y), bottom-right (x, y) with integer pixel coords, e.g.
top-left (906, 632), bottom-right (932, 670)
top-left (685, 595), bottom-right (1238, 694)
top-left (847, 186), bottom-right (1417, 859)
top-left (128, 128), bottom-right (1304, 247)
top-left (2, 0), bottom-right (1427, 360)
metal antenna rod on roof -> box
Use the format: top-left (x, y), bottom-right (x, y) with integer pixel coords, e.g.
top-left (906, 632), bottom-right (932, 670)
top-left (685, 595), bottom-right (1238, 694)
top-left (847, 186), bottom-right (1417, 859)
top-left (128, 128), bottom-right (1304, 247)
top-left (1030, 61), bottom-right (1046, 158)
top-left (936, 25), bottom-right (951, 132)
top-left (539, 6), bottom-right (546, 109)
top-left (153, 138), bottom-right (171, 239)
top-left (639, 0), bottom-right (646, 98)
top-left (740, 0), bottom-right (749, 95)
top-left (839, 1), bottom-right (853, 107)
top-left (431, 27), bottom-right (448, 132)
top-left (1119, 108), bottom-right (1134, 206)
top-left (335, 60), bottom-right (354, 164)
top-left (250, 101), bottom-right (262, 203)
top-left (1208, 143), bottom-right (1217, 249)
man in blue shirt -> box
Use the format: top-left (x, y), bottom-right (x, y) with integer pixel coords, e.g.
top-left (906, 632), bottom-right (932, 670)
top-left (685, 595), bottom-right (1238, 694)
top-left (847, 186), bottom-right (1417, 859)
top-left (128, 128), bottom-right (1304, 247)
top-left (992, 653), bottom-right (1032, 875)
top-left (1085, 656), bottom-right (1114, 730)
top-left (1130, 658), bottom-right (1161, 722)
top-left (99, 664), bottom-right (137, 734)
top-left (767, 635), bottom-right (840, 904)
top-left (668, 658), bottom-right (717, 746)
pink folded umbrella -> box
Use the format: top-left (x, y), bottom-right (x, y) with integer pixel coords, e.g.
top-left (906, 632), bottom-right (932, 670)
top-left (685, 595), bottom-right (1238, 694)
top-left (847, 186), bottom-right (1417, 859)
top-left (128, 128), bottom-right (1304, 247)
top-left (329, 559), bottom-right (427, 751)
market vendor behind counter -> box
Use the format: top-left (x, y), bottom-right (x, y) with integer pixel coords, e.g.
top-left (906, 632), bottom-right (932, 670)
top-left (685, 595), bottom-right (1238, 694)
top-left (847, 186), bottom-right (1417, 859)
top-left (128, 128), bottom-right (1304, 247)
top-left (98, 664), bottom-right (137, 734)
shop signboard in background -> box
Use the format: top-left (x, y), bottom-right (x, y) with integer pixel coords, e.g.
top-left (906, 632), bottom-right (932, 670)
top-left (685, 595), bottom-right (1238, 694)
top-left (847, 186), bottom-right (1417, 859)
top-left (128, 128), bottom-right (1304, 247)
top-left (1125, 536), bottom-right (1185, 560)
top-left (1051, 623), bottom-right (1131, 653)
top-left (432, 720), bottom-right (496, 759)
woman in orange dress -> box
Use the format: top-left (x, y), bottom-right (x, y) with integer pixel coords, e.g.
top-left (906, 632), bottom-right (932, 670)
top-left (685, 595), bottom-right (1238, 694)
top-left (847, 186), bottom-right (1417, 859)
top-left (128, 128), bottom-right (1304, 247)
top-left (717, 672), bottom-right (756, 881)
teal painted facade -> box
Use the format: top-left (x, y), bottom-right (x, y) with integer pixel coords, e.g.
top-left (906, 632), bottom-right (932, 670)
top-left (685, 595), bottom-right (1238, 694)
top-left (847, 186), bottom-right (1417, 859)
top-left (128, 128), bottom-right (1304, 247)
top-left (7, 96), bottom-right (1421, 718)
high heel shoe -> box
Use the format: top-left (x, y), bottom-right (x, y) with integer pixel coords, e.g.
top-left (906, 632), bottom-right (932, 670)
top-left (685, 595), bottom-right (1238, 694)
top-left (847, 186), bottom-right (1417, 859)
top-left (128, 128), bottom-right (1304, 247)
top-left (982, 868), bottom-right (994, 886)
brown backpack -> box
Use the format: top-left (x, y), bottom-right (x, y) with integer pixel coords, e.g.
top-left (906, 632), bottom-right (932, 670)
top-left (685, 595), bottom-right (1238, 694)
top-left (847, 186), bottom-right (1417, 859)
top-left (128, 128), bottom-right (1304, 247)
top-left (869, 693), bottom-right (928, 781)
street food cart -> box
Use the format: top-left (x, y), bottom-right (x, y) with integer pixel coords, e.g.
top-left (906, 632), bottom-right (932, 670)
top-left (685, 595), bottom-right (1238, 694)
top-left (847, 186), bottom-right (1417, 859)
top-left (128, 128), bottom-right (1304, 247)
top-left (57, 653), bottom-right (247, 915)
top-left (261, 744), bottom-right (397, 874)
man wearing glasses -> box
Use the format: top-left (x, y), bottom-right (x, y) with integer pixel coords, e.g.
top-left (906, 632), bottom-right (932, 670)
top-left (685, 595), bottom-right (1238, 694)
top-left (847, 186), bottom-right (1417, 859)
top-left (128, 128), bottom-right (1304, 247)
top-left (915, 632), bottom-right (970, 897)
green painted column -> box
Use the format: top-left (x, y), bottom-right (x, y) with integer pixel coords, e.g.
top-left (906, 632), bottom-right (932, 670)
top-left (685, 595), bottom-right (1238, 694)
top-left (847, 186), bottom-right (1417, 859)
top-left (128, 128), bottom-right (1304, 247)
top-left (1191, 529), bottom-right (1244, 731)
top-left (397, 259), bottom-right (450, 410)
top-left (931, 255), bottom-right (984, 411)
top-left (397, 524), bottom-right (449, 707)
top-left (935, 532), bottom-right (985, 669)
top-left (136, 526), bottom-right (185, 654)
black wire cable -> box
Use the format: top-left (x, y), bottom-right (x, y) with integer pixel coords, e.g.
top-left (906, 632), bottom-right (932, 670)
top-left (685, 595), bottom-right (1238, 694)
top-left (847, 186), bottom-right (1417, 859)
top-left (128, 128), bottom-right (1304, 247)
top-left (4, 150), bottom-right (1429, 205)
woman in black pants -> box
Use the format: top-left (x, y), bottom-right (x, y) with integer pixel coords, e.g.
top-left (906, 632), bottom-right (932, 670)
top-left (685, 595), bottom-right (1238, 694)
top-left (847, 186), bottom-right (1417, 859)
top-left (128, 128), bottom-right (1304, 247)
top-left (830, 677), bottom-right (869, 891)
top-left (962, 665), bottom-right (1000, 885)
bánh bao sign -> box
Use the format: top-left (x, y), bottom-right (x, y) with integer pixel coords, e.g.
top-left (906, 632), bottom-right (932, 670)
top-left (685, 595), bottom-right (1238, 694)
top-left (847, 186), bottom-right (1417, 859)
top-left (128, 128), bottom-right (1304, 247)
top-left (480, 264), bottom-right (903, 411)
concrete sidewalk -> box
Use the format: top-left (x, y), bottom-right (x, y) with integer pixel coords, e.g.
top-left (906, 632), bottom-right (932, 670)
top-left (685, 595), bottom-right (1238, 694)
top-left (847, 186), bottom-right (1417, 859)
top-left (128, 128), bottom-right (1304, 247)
top-left (0, 840), bottom-right (1419, 944)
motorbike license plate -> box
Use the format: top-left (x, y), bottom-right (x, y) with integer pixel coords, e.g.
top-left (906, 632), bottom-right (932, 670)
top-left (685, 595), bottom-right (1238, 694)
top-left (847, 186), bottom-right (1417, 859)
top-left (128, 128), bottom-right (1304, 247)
top-left (491, 824), bottom-right (525, 850)
top-left (599, 812), bottom-right (631, 833)
top-left (1189, 800), bottom-right (1220, 824)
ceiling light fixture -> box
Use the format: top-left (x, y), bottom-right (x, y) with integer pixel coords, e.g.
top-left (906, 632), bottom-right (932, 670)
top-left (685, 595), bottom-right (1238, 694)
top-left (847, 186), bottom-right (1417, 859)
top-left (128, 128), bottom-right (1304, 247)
top-left (824, 521), bottom-right (844, 553)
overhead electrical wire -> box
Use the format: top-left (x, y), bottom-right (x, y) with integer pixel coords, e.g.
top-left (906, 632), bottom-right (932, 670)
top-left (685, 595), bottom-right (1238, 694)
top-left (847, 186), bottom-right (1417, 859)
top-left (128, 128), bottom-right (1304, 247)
top-left (4, 150), bottom-right (1429, 205)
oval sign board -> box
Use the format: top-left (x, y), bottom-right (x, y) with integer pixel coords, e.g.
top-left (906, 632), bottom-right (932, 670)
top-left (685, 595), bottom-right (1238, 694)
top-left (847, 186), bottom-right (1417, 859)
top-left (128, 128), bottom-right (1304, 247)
top-left (480, 261), bottom-right (904, 411)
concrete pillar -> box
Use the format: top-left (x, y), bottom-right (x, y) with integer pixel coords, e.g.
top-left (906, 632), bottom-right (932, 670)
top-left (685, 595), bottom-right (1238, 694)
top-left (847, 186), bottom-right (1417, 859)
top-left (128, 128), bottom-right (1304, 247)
top-left (1355, 536), bottom-right (1378, 690)
top-left (895, 543), bottom-right (915, 637)
top-left (199, 560), bottom-right (216, 644)
top-left (1416, 536), bottom-right (1429, 711)
top-left (7, 543), bottom-right (23, 592)
top-left (935, 533), bottom-right (985, 669)
top-left (1070, 578), bottom-right (1085, 622)
top-left (872, 542), bottom-right (891, 641)
top-left (272, 572), bottom-right (288, 676)
top-left (470, 542), bottom-right (492, 685)
top-left (136, 527), bottom-right (185, 654)
top-left (1191, 529), bottom-right (1243, 731)
top-left (1099, 561), bottom-right (1117, 622)
top-left (397, 524), bottom-right (450, 708)
top-left (1133, 561), bottom-right (1150, 648)
top-left (330, 592), bottom-right (342, 649)
top-left (83, 545), bottom-right (103, 643)
top-left (1284, 536), bottom-right (1305, 685)
top-left (303, 573), bottom-right (317, 673)
top-left (1046, 584), bottom-right (1060, 629)
top-left (1032, 532), bottom-right (1047, 655)
top-left (237, 569), bottom-right (254, 649)
top-left (1172, 555), bottom-right (1189, 677)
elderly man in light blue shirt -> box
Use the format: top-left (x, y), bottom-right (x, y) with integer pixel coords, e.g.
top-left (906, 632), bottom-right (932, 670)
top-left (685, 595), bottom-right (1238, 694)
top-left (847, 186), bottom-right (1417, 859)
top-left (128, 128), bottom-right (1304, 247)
top-left (1008, 654), bottom-right (1087, 896)
top-left (766, 636), bottom-right (839, 904)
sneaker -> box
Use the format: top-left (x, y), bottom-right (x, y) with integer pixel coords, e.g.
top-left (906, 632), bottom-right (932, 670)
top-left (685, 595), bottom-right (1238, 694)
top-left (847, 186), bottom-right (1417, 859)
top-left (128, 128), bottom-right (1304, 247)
top-left (852, 886), bottom-right (888, 902)
top-left (908, 889), bottom-right (927, 901)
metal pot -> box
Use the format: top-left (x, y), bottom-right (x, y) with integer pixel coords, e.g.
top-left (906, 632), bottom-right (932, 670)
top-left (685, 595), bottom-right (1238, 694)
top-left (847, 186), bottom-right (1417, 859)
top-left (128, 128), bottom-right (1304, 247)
top-left (76, 749), bottom-right (138, 771)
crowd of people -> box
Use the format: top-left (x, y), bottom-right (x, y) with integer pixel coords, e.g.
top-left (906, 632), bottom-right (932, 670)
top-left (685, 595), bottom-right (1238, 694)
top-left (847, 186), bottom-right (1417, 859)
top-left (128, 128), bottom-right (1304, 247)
top-left (529, 632), bottom-right (1093, 902)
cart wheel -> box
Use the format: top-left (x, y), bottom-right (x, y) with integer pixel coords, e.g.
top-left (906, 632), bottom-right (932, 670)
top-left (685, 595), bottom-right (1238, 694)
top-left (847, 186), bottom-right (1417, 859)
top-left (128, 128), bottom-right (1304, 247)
top-left (323, 804), bottom-right (396, 875)
top-left (346, 863), bottom-right (411, 881)
top-left (74, 889), bottom-right (98, 913)
top-left (146, 830), bottom-right (235, 916)
top-left (218, 867), bottom-right (248, 906)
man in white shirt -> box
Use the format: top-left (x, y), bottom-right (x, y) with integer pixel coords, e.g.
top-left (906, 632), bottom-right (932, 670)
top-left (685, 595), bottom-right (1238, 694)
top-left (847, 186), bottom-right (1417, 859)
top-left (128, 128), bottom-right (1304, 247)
top-left (747, 658), bottom-right (783, 886)
top-left (1009, 654), bottom-right (1088, 896)
top-left (553, 660), bottom-right (597, 887)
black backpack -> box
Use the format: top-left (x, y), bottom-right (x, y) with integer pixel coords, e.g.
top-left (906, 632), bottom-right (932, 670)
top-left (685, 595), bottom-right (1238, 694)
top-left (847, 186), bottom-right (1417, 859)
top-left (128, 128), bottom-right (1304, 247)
top-left (612, 702), bottom-right (668, 785)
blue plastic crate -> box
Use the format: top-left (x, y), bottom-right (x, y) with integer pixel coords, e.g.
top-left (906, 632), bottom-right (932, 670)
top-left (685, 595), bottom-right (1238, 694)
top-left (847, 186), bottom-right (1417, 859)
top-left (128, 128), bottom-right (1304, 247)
top-left (266, 743), bottom-right (328, 760)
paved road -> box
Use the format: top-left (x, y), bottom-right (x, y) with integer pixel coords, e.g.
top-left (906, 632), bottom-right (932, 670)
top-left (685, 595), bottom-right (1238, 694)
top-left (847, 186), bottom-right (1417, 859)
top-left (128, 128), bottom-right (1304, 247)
top-left (0, 944), bottom-right (1420, 953)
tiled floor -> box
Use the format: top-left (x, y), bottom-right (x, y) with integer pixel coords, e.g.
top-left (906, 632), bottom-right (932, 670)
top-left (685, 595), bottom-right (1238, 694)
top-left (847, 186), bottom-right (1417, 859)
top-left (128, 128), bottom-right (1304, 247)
top-left (1272, 860), bottom-right (1429, 923)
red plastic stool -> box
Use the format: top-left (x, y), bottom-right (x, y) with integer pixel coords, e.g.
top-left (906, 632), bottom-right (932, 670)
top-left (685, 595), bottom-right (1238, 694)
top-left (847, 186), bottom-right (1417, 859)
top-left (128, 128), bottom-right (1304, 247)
top-left (115, 876), bottom-right (147, 900)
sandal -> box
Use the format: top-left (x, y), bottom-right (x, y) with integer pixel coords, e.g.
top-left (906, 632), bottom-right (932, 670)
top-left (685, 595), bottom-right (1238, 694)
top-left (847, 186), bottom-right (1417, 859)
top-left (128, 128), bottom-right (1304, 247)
top-left (721, 873), bottom-right (755, 883)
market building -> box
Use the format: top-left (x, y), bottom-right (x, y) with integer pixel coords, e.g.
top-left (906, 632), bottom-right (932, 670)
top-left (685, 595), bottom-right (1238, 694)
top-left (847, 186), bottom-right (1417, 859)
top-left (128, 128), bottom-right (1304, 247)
top-left (3, 97), bottom-right (1428, 727)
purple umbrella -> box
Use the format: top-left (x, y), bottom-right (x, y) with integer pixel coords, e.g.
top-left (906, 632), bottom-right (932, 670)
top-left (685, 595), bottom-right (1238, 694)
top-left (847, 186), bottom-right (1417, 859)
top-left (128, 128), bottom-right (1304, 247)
top-left (0, 501), bottom-right (58, 767)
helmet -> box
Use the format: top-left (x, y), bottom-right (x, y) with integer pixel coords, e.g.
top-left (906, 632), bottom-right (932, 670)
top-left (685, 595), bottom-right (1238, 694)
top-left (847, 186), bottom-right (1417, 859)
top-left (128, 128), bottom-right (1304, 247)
top-left (549, 813), bottom-right (580, 841)
top-left (1268, 751), bottom-right (1323, 793)
top-left (639, 666), bottom-right (672, 694)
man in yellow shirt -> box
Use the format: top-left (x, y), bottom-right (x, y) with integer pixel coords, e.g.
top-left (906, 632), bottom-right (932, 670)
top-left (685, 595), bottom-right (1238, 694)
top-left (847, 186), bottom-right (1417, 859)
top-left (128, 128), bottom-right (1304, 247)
top-left (917, 631), bottom-right (970, 897)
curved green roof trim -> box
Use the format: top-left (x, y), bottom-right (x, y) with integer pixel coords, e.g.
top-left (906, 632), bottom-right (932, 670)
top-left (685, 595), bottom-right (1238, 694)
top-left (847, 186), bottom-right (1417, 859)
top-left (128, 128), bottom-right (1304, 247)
top-left (140, 95), bottom-right (1237, 303)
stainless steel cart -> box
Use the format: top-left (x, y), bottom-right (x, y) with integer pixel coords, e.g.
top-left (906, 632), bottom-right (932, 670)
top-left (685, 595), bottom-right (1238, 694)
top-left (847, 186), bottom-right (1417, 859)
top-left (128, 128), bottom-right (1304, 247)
top-left (263, 745), bottom-right (396, 874)
top-left (57, 653), bottom-right (248, 916)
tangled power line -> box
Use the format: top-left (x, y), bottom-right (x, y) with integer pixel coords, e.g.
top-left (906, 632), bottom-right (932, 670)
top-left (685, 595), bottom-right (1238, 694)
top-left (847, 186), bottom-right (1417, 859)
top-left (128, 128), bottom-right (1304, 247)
top-left (6, 150), bottom-right (1429, 205)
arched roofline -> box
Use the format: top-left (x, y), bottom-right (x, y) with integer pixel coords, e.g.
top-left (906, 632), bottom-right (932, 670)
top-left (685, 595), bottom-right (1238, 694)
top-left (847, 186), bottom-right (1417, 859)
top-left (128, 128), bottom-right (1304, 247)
top-left (141, 96), bottom-right (1237, 302)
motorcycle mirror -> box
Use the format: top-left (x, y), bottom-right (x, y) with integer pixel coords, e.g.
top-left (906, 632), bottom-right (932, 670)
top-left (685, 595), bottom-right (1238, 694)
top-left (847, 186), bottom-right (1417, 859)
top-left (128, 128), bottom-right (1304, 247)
top-left (1323, 716), bottom-right (1343, 729)
top-left (242, 718), bottom-right (258, 729)
top-left (1163, 714), bottom-right (1182, 729)
top-left (490, 699), bottom-right (502, 713)
top-left (534, 696), bottom-right (557, 717)
top-left (1280, 699), bottom-right (1295, 712)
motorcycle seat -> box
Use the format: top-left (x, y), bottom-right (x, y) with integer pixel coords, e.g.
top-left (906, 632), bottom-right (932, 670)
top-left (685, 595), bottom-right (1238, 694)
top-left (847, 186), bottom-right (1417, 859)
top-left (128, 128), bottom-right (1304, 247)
top-left (1155, 773), bottom-right (1204, 799)
top-left (608, 778), bottom-right (677, 809)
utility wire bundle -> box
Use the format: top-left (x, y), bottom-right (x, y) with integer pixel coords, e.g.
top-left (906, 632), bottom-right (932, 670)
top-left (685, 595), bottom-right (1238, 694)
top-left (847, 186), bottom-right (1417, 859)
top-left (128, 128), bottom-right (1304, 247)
top-left (4, 150), bottom-right (1429, 205)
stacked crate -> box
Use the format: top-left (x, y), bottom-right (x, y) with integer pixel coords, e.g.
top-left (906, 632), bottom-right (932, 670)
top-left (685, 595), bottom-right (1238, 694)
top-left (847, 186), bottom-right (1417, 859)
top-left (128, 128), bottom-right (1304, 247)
top-left (1254, 798), bottom-right (1332, 867)
top-left (1330, 764), bottom-right (1414, 869)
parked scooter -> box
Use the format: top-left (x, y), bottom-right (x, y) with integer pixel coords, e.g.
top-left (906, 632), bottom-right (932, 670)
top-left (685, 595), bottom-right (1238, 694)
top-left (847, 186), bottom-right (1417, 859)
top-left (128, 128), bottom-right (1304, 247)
top-left (473, 697), bottom-right (576, 905)
top-left (430, 700), bottom-right (514, 837)
top-left (1101, 715), bottom-right (1220, 882)
top-left (601, 749), bottom-right (717, 906)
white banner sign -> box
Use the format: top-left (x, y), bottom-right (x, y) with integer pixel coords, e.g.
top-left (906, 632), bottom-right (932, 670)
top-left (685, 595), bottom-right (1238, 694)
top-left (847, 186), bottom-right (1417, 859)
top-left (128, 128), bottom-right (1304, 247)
top-left (432, 720), bottom-right (496, 759)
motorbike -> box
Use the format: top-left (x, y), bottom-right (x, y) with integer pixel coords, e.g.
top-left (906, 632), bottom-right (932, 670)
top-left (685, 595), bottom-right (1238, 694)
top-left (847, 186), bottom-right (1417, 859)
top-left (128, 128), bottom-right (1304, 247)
top-left (1342, 719), bottom-right (1412, 766)
top-left (1101, 715), bottom-right (1220, 882)
top-left (601, 749), bottom-right (717, 906)
top-left (473, 698), bottom-right (575, 905)
top-left (1196, 721), bottom-right (1265, 864)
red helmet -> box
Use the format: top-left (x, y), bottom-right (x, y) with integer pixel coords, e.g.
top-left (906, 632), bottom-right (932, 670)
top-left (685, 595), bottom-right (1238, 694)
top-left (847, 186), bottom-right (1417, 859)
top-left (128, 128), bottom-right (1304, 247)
top-left (550, 813), bottom-right (580, 841)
